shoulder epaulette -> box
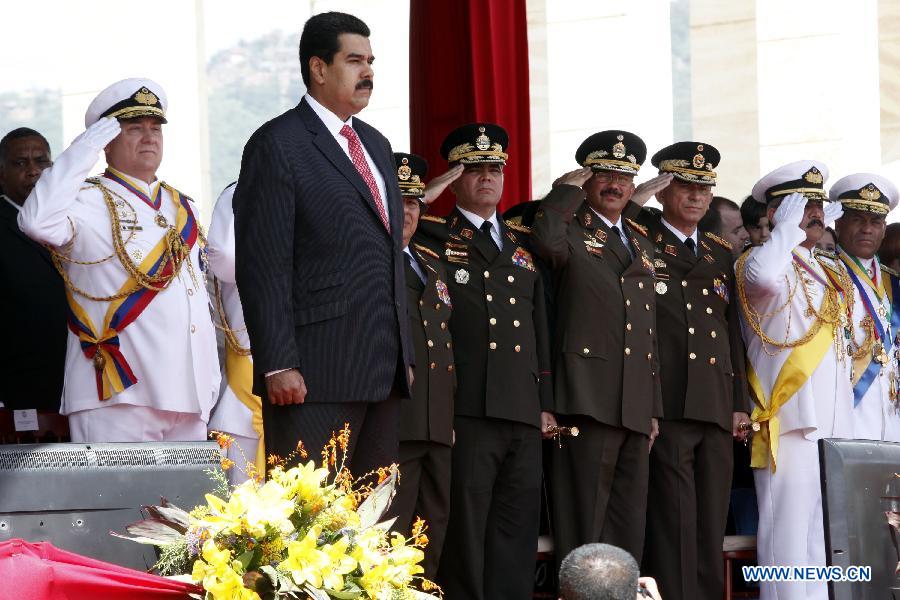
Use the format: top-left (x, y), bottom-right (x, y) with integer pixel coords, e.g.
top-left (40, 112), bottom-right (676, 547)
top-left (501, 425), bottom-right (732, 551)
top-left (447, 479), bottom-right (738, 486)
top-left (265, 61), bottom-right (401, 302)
top-left (505, 220), bottom-right (531, 234)
top-left (704, 231), bottom-right (733, 251)
top-left (882, 265), bottom-right (899, 277)
top-left (421, 214), bottom-right (446, 224)
top-left (813, 247), bottom-right (838, 262)
top-left (625, 218), bottom-right (648, 237)
top-left (413, 243), bottom-right (439, 260)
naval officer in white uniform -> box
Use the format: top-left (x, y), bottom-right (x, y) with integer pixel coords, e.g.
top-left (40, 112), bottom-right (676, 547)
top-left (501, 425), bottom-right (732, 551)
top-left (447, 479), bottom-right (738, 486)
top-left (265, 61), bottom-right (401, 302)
top-left (18, 78), bottom-right (219, 442)
top-left (736, 160), bottom-right (852, 600)
top-left (207, 182), bottom-right (262, 482)
top-left (831, 173), bottom-right (900, 443)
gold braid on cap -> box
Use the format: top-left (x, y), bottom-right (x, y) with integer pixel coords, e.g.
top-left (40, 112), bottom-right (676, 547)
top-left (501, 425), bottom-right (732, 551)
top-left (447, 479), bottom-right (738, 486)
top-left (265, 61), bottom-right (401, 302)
top-left (447, 142), bottom-right (508, 163)
top-left (658, 159), bottom-right (717, 181)
top-left (840, 185), bottom-right (889, 215)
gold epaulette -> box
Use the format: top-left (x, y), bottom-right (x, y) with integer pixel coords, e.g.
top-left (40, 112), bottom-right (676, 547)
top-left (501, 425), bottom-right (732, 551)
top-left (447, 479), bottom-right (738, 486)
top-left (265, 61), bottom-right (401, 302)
top-left (704, 231), bottom-right (733, 251)
top-left (421, 214), bottom-right (446, 224)
top-left (813, 247), bottom-right (838, 262)
top-left (505, 220), bottom-right (531, 234)
top-left (80, 176), bottom-right (102, 192)
top-left (882, 265), bottom-right (899, 277)
top-left (625, 218), bottom-right (648, 237)
top-left (413, 243), bottom-right (439, 260)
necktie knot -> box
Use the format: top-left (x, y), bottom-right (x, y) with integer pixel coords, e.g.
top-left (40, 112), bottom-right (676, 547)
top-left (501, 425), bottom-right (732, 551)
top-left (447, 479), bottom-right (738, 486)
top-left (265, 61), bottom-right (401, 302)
top-left (339, 123), bottom-right (357, 141)
top-left (480, 221), bottom-right (493, 235)
top-left (685, 237), bottom-right (696, 255)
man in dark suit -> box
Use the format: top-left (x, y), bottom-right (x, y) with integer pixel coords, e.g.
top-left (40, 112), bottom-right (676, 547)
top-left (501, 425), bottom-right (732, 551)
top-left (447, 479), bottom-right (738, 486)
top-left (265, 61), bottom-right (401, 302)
top-left (0, 128), bottom-right (66, 410)
top-left (414, 123), bottom-right (554, 600)
top-left (624, 142), bottom-right (751, 600)
top-left (390, 152), bottom-right (455, 579)
top-left (233, 12), bottom-right (412, 476)
top-left (530, 130), bottom-right (665, 568)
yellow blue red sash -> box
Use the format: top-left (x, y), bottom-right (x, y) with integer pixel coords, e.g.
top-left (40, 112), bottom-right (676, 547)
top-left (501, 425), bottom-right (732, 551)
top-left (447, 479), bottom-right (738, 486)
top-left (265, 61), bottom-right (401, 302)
top-left (104, 167), bottom-right (162, 211)
top-left (66, 183), bottom-right (198, 400)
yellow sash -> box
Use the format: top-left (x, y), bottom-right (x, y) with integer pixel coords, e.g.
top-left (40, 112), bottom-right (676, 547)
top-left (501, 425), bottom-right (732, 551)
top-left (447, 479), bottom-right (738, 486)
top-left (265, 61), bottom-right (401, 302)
top-left (748, 321), bottom-right (833, 472)
top-left (224, 343), bottom-right (265, 474)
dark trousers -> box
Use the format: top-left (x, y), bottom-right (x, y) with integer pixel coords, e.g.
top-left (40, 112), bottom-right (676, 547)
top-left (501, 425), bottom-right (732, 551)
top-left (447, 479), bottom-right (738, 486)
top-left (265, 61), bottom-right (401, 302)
top-left (436, 416), bottom-right (542, 600)
top-left (393, 440), bottom-right (452, 580)
top-left (643, 419), bottom-right (732, 600)
top-left (262, 394), bottom-right (400, 478)
top-left (550, 415), bottom-right (649, 569)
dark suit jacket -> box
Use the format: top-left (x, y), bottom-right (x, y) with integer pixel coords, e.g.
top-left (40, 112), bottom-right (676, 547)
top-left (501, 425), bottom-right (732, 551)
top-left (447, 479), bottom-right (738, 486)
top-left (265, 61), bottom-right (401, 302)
top-left (233, 98), bottom-right (412, 404)
top-left (400, 245), bottom-right (455, 446)
top-left (414, 207), bottom-right (552, 428)
top-left (0, 198), bottom-right (67, 409)
top-left (531, 185), bottom-right (662, 435)
top-left (626, 202), bottom-right (750, 431)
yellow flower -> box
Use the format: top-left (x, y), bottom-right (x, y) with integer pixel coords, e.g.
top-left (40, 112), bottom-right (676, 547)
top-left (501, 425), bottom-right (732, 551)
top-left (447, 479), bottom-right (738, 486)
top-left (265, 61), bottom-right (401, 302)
top-left (320, 536), bottom-right (357, 591)
top-left (191, 541), bottom-right (261, 600)
top-left (271, 460), bottom-right (330, 506)
top-left (349, 528), bottom-right (386, 572)
top-left (280, 527), bottom-right (330, 589)
top-left (199, 480), bottom-right (295, 539)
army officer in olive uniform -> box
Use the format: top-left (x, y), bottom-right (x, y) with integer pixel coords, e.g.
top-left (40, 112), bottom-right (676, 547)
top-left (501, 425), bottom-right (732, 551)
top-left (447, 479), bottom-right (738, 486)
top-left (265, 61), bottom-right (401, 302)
top-left (624, 142), bottom-right (751, 600)
top-left (531, 130), bottom-right (663, 567)
top-left (391, 152), bottom-right (455, 579)
top-left (415, 123), bottom-right (554, 600)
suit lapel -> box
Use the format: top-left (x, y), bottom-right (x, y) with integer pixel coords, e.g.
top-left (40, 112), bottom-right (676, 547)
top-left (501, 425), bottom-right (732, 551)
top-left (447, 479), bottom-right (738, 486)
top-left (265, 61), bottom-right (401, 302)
top-left (298, 99), bottom-right (388, 234)
top-left (450, 207), bottom-right (497, 264)
top-left (596, 219), bottom-right (631, 271)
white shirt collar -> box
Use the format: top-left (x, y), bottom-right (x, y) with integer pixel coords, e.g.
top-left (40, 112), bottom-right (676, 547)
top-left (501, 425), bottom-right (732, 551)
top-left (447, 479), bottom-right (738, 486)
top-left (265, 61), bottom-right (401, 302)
top-left (1, 194), bottom-right (21, 212)
top-left (661, 217), bottom-right (698, 245)
top-left (457, 205), bottom-right (500, 232)
top-left (305, 93), bottom-right (353, 136)
top-left (590, 207), bottom-right (623, 231)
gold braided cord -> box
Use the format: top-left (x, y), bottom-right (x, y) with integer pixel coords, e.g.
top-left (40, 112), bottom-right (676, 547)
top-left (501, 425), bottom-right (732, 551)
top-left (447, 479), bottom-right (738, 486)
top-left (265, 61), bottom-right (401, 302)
top-left (213, 277), bottom-right (251, 356)
top-left (735, 250), bottom-right (852, 355)
top-left (49, 181), bottom-right (192, 302)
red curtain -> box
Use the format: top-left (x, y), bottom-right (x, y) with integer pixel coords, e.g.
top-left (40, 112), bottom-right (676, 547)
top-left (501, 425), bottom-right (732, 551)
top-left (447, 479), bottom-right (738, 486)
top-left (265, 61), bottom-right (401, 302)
top-left (409, 0), bottom-right (532, 215)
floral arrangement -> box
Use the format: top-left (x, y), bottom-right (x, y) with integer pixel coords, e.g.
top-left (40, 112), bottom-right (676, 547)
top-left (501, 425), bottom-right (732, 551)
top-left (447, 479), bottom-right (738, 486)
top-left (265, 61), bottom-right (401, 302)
top-left (114, 427), bottom-right (441, 600)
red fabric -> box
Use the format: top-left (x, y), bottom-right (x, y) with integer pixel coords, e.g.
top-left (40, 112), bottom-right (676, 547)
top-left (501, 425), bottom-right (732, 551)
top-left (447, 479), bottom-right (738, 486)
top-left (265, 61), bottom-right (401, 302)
top-left (409, 0), bottom-right (532, 215)
top-left (0, 539), bottom-right (201, 600)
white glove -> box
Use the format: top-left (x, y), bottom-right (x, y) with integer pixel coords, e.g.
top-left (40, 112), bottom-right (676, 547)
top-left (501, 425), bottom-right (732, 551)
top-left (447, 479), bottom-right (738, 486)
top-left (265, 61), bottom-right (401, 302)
top-left (772, 192), bottom-right (807, 230)
top-left (72, 117), bottom-right (121, 152)
top-left (823, 201), bottom-right (844, 228)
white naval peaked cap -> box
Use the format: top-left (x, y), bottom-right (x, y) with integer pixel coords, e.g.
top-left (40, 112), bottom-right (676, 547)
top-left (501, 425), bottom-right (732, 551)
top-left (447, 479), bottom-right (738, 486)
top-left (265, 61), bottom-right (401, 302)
top-left (751, 160), bottom-right (829, 205)
top-left (829, 172), bottom-right (899, 214)
top-left (84, 78), bottom-right (168, 128)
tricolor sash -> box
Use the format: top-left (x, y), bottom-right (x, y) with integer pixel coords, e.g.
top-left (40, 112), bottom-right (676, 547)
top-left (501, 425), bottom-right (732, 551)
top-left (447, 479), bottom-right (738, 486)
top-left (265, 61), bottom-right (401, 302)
top-left (104, 167), bottom-right (162, 211)
top-left (65, 183), bottom-right (198, 400)
top-left (840, 250), bottom-right (892, 405)
top-left (224, 344), bottom-right (265, 474)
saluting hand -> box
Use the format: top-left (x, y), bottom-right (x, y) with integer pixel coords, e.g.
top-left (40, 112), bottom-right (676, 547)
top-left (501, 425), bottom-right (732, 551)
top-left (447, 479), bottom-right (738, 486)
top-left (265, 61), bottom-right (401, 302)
top-left (266, 369), bottom-right (308, 405)
top-left (75, 117), bottom-right (121, 152)
top-left (423, 164), bottom-right (464, 205)
top-left (772, 192), bottom-right (807, 230)
top-left (631, 173), bottom-right (674, 207)
top-left (552, 167), bottom-right (592, 188)
top-left (823, 201), bottom-right (844, 228)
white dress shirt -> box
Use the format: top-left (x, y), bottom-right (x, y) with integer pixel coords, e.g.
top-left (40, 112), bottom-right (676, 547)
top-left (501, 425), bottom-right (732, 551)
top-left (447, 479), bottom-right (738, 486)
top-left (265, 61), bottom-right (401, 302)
top-left (593, 209), bottom-right (633, 257)
top-left (661, 217), bottom-right (698, 252)
top-left (456, 206), bottom-right (503, 250)
top-left (304, 93), bottom-right (389, 221)
top-left (403, 246), bottom-right (427, 283)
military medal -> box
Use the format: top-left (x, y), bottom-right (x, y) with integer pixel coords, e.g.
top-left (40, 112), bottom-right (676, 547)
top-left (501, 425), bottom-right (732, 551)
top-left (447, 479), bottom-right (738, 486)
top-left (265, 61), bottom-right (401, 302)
top-left (92, 353), bottom-right (106, 372)
top-left (874, 342), bottom-right (889, 365)
top-left (512, 247), bottom-right (536, 271)
top-left (155, 213), bottom-right (169, 228)
top-left (455, 268), bottom-right (470, 284)
top-left (435, 279), bottom-right (452, 306)
top-left (703, 253), bottom-right (715, 264)
top-left (664, 244), bottom-right (678, 256)
top-left (878, 305), bottom-right (888, 318)
top-left (655, 281), bottom-right (668, 295)
top-left (584, 212), bottom-right (592, 226)
top-left (461, 228), bottom-right (473, 239)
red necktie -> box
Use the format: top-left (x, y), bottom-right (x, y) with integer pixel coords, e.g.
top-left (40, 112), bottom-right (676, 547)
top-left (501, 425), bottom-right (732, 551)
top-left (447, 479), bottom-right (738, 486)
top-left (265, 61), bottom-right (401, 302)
top-left (340, 124), bottom-right (390, 232)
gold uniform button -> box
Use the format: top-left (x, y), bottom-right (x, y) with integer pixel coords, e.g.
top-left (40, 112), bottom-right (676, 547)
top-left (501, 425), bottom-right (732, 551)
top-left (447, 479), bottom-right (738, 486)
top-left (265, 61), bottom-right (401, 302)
top-left (441, 322), bottom-right (447, 330)
top-left (582, 348), bottom-right (590, 354)
top-left (490, 318), bottom-right (497, 325)
top-left (625, 347), bottom-right (631, 356)
top-left (508, 275), bottom-right (515, 283)
top-left (645, 303), bottom-right (650, 311)
top-left (447, 365), bottom-right (454, 372)
top-left (489, 342), bottom-right (497, 350)
top-left (514, 320), bottom-right (521, 327)
top-left (515, 345), bottom-right (521, 352)
top-left (423, 320), bottom-right (428, 327)
top-left (682, 280), bottom-right (688, 287)
top-left (706, 307), bottom-right (713, 314)
top-left (430, 362), bottom-right (436, 369)
top-left (484, 270), bottom-right (490, 278)
top-left (686, 303), bottom-right (692, 310)
top-left (486, 294), bottom-right (493, 301)
top-left (435, 303), bottom-right (441, 310)
top-left (638, 282), bottom-right (644, 289)
top-left (446, 342), bottom-right (452, 349)
top-left (710, 331), bottom-right (717, 338)
top-left (620, 277), bottom-right (625, 284)
top-left (188, 289), bottom-right (194, 296)
top-left (709, 357), bottom-right (716, 365)
top-left (510, 298), bottom-right (516, 305)
top-left (702, 288), bottom-right (709, 296)
top-left (428, 340), bottom-right (434, 347)
top-left (190, 324), bottom-right (196, 333)
top-left (688, 327), bottom-right (695, 334)
top-left (648, 328), bottom-right (653, 334)
top-left (689, 352), bottom-right (697, 360)
top-left (647, 353), bottom-right (652, 360)
top-left (626, 323), bottom-right (632, 331)
top-left (419, 300), bottom-right (424, 306)
top-left (626, 299), bottom-right (631, 306)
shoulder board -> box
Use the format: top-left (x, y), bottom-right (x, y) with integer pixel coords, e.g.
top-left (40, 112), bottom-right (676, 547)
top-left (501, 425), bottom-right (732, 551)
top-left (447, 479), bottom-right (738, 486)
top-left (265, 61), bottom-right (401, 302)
top-left (421, 214), bottom-right (446, 224)
top-left (882, 265), bottom-right (899, 277)
top-left (704, 231), bottom-right (733, 251)
top-left (412, 243), bottom-right (439, 260)
top-left (625, 218), bottom-right (648, 237)
top-left (505, 220), bottom-right (531, 234)
top-left (813, 247), bottom-right (838, 262)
